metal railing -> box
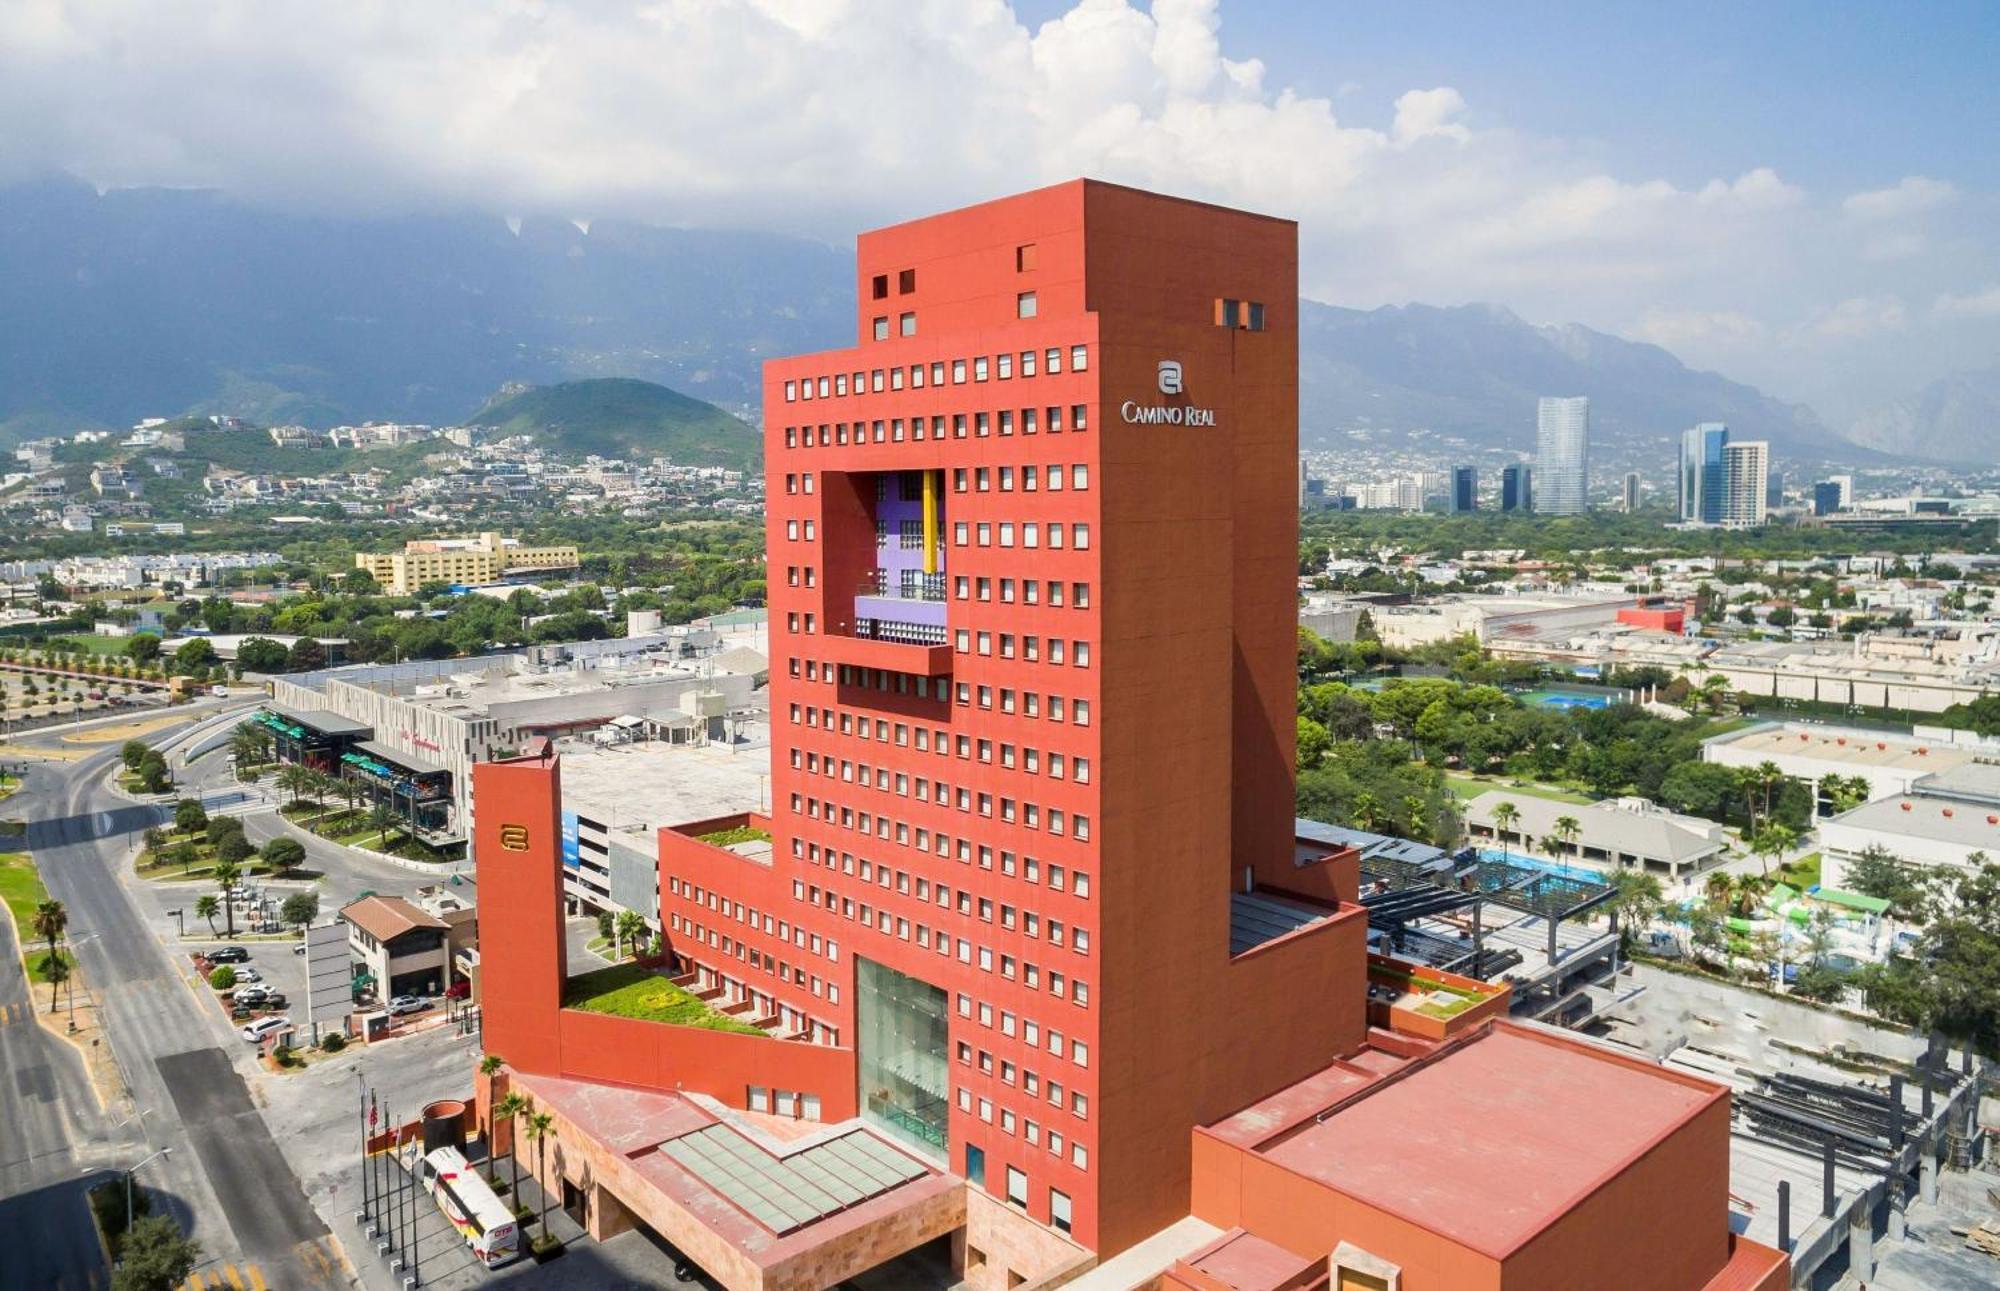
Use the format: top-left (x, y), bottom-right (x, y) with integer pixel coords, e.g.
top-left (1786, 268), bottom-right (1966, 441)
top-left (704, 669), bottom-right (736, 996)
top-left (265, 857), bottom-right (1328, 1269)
top-left (851, 617), bottom-right (948, 647)
top-left (858, 570), bottom-right (947, 602)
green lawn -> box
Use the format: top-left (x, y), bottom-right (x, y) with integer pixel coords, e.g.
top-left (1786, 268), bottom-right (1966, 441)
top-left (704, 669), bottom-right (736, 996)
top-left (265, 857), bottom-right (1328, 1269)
top-left (0, 852), bottom-right (73, 983)
top-left (562, 963), bottom-right (767, 1034)
top-left (1444, 772), bottom-right (1595, 806)
top-left (696, 825), bottom-right (772, 847)
top-left (1772, 852), bottom-right (1823, 890)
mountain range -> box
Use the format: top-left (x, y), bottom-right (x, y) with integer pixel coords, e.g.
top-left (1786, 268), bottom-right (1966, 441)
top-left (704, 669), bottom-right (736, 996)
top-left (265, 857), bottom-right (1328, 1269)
top-left (468, 378), bottom-right (758, 467)
top-left (0, 174), bottom-right (1956, 463)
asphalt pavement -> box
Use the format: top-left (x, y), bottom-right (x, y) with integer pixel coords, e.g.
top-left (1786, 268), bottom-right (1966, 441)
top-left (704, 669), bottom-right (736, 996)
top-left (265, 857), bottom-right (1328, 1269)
top-left (3, 712), bottom-right (347, 1288)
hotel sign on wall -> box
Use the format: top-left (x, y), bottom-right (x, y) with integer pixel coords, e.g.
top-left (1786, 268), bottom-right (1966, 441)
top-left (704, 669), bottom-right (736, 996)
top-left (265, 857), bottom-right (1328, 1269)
top-left (499, 824), bottom-right (531, 851)
top-left (1120, 360), bottom-right (1217, 426)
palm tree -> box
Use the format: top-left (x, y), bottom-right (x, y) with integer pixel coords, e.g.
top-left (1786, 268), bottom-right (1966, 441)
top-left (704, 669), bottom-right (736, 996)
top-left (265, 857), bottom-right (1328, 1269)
top-left (1750, 822), bottom-right (1796, 879)
top-left (275, 763), bottom-right (312, 812)
top-left (336, 771), bottom-right (360, 824)
top-left (1492, 801), bottom-right (1520, 846)
top-left (195, 895), bottom-right (220, 934)
top-left (493, 1092), bottom-right (530, 1204)
top-left (1755, 761), bottom-right (1784, 824)
top-left (1349, 792), bottom-right (1382, 834)
top-left (308, 768), bottom-right (338, 815)
top-left (369, 802), bottom-right (398, 850)
top-left (525, 1111), bottom-right (556, 1234)
top-left (39, 952), bottom-right (70, 1014)
top-left (479, 1053), bottom-right (505, 1080)
top-left (213, 860), bottom-right (242, 935)
top-left (615, 911), bottom-right (648, 962)
top-left (1552, 815), bottom-right (1582, 858)
top-left (229, 724), bottom-right (263, 771)
top-left (31, 899), bottom-right (68, 970)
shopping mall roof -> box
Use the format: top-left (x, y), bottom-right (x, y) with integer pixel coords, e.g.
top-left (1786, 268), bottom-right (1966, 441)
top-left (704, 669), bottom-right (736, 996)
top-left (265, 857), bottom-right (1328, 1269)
top-left (1706, 724), bottom-right (1976, 774)
top-left (266, 703), bottom-right (373, 738)
top-left (1829, 792), bottom-right (2000, 850)
top-left (1232, 1025), bottom-right (1723, 1257)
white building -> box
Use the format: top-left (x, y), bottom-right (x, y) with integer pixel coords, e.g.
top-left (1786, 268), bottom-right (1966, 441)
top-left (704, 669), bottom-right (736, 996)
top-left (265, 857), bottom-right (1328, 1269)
top-left (1463, 791), bottom-right (1729, 883)
top-left (1535, 396), bottom-right (1590, 516)
top-left (1703, 722), bottom-right (1984, 806)
top-left (1820, 762), bottom-right (2000, 889)
top-left (1721, 441), bottom-right (1769, 527)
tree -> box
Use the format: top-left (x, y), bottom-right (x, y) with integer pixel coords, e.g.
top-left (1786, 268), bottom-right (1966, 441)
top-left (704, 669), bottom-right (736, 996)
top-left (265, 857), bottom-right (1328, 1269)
top-left (281, 891), bottom-right (320, 931)
top-left (493, 1092), bottom-right (530, 1203)
top-left (124, 633), bottom-right (162, 665)
top-left (1296, 716), bottom-right (1332, 771)
top-left (171, 639), bottom-right (216, 674)
top-left (526, 1110), bottom-right (556, 1234)
top-left (195, 895), bottom-right (220, 935)
top-left (173, 798), bottom-right (208, 836)
top-left (1552, 815), bottom-right (1582, 857)
top-left (1348, 792), bottom-right (1383, 834)
top-left (275, 763), bottom-right (313, 811)
top-left (286, 637), bottom-right (327, 672)
top-left (208, 965), bottom-right (237, 991)
top-left (1492, 801), bottom-right (1520, 846)
top-left (369, 802), bottom-right (398, 849)
top-left (212, 861), bottom-right (242, 935)
top-left (216, 831), bottom-right (254, 867)
top-left (480, 1053), bottom-right (506, 1079)
top-left (39, 951), bottom-right (70, 1013)
top-left (1791, 960), bottom-right (1851, 1003)
top-left (1845, 845), bottom-right (1924, 914)
top-left (1747, 823), bottom-right (1796, 879)
top-left (1608, 871), bottom-right (1665, 951)
top-left (121, 740), bottom-right (150, 772)
top-left (615, 911), bottom-right (648, 962)
top-left (109, 1214), bottom-right (200, 1291)
top-left (137, 751), bottom-right (171, 794)
top-left (262, 837), bottom-right (307, 878)
top-left (1659, 761), bottom-right (1743, 822)
top-left (31, 898), bottom-right (68, 973)
top-left (1858, 856), bottom-right (2000, 1056)
top-left (234, 637), bottom-right (291, 674)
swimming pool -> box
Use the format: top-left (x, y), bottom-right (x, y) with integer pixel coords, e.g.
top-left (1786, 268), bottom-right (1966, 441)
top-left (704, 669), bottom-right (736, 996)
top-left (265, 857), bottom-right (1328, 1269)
top-left (1477, 847), bottom-right (1612, 886)
top-left (1520, 689), bottom-right (1612, 711)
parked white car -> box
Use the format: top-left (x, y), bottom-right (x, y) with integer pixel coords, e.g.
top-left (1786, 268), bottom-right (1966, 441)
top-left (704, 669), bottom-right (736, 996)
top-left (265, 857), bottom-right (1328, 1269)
top-left (241, 1015), bottom-right (290, 1042)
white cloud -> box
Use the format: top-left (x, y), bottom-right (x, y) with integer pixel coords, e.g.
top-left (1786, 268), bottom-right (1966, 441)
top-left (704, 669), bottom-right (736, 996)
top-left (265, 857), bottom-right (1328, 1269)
top-left (1801, 296), bottom-right (1911, 341)
top-left (1933, 285), bottom-right (2000, 319)
top-left (0, 0), bottom-right (1989, 415)
top-left (1842, 176), bottom-right (1958, 221)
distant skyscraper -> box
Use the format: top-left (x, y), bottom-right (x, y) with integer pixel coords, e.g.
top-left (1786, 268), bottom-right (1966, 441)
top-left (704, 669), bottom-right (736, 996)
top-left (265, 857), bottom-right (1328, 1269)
top-left (1721, 441), bottom-right (1769, 526)
top-left (1812, 481), bottom-right (1842, 516)
top-left (1623, 471), bottom-right (1642, 512)
top-left (1535, 396), bottom-right (1589, 515)
top-left (1678, 422), bottom-right (1729, 524)
top-left (1449, 465), bottom-right (1478, 513)
top-left (1765, 468), bottom-right (1784, 510)
top-left (1501, 463), bottom-right (1532, 513)
top-left (1831, 474), bottom-right (1854, 509)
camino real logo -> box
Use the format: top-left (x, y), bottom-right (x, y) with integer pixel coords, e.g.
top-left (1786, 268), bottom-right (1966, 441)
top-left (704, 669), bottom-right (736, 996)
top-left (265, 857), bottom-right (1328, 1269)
top-left (1121, 359), bottom-right (1215, 426)
top-left (499, 823), bottom-right (531, 851)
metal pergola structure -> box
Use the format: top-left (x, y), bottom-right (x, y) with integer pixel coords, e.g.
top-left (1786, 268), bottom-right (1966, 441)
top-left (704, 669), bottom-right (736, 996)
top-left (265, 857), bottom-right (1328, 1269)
top-left (1362, 851), bottom-right (1617, 974)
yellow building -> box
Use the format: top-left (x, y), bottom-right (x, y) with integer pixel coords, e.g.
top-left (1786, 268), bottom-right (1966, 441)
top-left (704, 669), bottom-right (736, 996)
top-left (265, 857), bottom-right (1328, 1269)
top-left (355, 531), bottom-right (580, 595)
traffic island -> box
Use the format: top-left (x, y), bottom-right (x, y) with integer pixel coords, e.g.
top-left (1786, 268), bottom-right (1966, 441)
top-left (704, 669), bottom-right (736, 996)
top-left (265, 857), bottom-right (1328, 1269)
top-left (0, 848), bottom-right (126, 1109)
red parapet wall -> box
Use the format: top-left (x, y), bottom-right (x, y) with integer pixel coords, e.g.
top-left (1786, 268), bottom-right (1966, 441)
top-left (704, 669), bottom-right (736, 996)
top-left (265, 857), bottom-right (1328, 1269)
top-left (555, 1008), bottom-right (858, 1121)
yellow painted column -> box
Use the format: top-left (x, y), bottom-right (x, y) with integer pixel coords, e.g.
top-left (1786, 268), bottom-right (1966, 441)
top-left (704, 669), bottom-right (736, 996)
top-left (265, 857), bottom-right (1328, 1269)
top-left (921, 469), bottom-right (939, 575)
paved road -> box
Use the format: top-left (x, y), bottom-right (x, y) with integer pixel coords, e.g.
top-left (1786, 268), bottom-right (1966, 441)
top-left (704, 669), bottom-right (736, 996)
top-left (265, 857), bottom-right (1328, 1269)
top-left (0, 897), bottom-right (106, 1291)
top-left (7, 721), bottom-right (346, 1288)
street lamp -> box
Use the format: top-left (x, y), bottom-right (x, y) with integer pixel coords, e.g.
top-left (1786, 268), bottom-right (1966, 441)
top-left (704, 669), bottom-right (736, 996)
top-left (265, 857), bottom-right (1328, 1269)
top-left (125, 1147), bottom-right (172, 1233)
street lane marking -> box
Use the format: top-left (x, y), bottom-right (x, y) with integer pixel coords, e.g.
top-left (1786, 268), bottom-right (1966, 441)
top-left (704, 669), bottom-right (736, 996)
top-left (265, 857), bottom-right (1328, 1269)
top-left (245, 1266), bottom-right (268, 1291)
top-left (181, 1274), bottom-right (206, 1290)
top-left (222, 1266), bottom-right (246, 1290)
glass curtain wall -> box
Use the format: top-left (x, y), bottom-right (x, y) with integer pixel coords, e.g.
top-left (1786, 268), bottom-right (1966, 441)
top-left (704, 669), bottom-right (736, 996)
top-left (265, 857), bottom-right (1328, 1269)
top-left (856, 956), bottom-right (949, 1160)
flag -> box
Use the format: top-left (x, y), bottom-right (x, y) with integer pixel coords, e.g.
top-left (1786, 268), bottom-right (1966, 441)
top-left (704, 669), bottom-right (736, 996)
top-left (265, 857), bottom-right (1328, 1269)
top-left (369, 1093), bottom-right (378, 1129)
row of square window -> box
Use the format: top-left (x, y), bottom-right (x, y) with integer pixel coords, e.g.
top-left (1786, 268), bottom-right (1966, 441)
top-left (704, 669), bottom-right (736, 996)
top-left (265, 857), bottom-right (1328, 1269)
top-left (962, 1044), bottom-right (1088, 1124)
top-left (671, 877), bottom-right (841, 966)
top-left (791, 785), bottom-right (1093, 841)
top-left (954, 520), bottom-right (1087, 550)
top-left (676, 919), bottom-right (841, 1011)
top-left (783, 404), bottom-right (1087, 449)
top-left (694, 962), bottom-right (838, 1047)
top-left (795, 744), bottom-right (1091, 802)
top-left (784, 460), bottom-right (1089, 498)
top-left (793, 673), bottom-right (1094, 725)
top-left (962, 1086), bottom-right (1089, 1175)
top-left (870, 289), bottom-right (1040, 340)
top-left (784, 346), bottom-right (1087, 402)
top-left (784, 878), bottom-right (1092, 1010)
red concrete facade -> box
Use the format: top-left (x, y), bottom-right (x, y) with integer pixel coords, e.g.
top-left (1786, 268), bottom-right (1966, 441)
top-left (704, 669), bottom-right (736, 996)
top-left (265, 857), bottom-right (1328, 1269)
top-left (1617, 605), bottom-right (1686, 634)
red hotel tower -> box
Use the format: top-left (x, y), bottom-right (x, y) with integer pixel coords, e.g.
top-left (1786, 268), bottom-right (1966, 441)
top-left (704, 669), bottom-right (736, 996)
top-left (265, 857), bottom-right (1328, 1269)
top-left (744, 180), bottom-right (1369, 1255)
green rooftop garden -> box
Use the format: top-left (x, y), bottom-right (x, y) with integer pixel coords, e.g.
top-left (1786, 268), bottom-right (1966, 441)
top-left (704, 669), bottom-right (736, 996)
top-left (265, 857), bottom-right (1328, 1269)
top-left (696, 824), bottom-right (772, 848)
top-left (561, 963), bottom-right (767, 1035)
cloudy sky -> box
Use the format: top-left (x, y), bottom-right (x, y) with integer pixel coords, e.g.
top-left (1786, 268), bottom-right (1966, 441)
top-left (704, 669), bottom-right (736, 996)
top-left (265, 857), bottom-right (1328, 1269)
top-left (3, 0), bottom-right (1994, 424)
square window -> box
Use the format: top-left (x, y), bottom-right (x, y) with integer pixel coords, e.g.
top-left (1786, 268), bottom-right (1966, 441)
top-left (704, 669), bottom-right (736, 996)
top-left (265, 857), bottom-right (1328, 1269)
top-left (1016, 243), bottom-right (1038, 272)
top-left (898, 268), bottom-right (917, 294)
top-left (899, 312), bottom-right (917, 337)
top-left (872, 316), bottom-right (889, 341)
top-left (871, 274), bottom-right (889, 300)
top-left (1017, 292), bottom-right (1038, 320)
